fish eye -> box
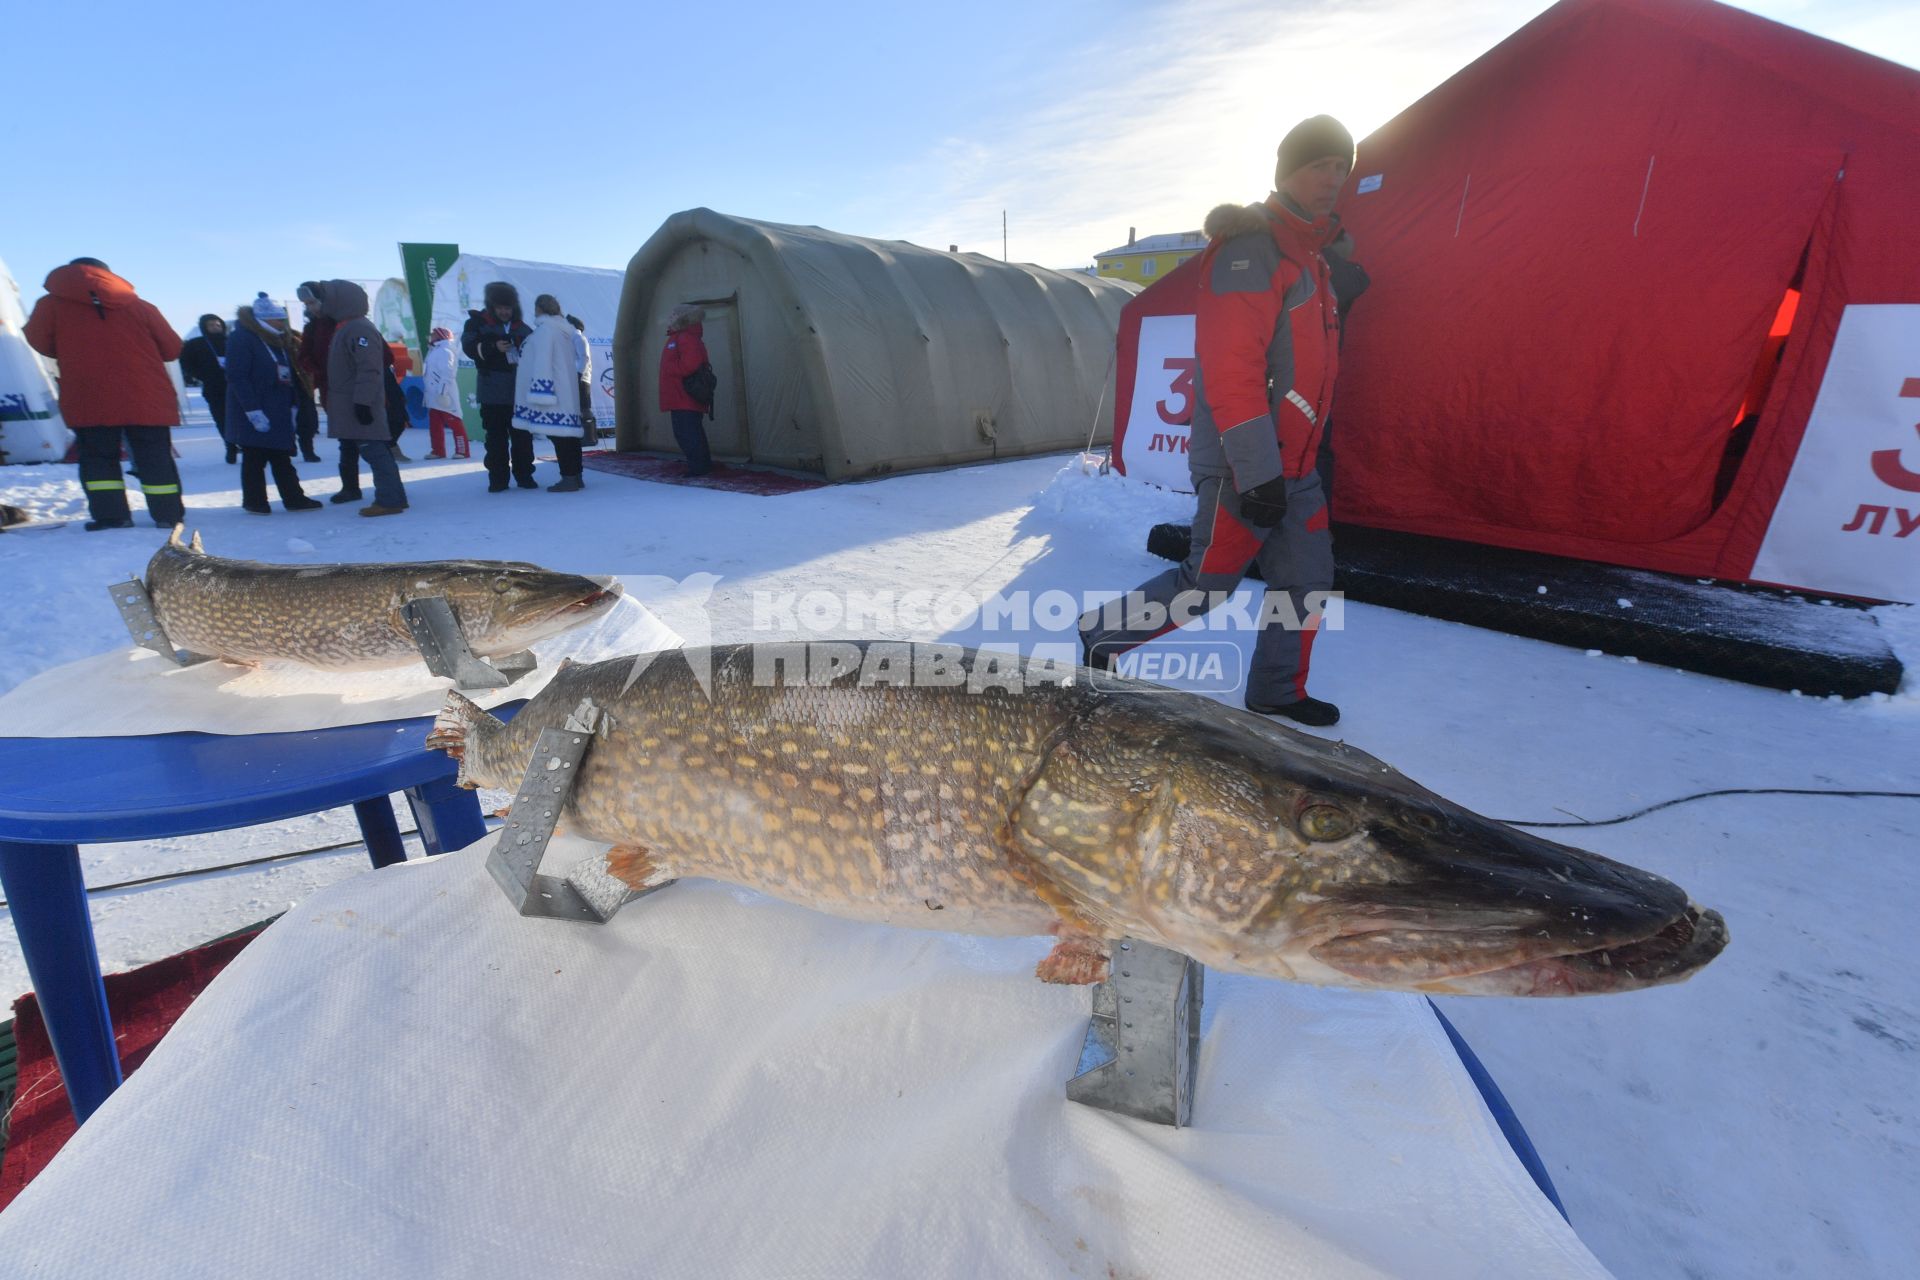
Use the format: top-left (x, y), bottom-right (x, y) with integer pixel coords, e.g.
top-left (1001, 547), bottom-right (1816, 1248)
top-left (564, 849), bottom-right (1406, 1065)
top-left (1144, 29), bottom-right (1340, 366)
top-left (1411, 812), bottom-right (1441, 833)
top-left (1297, 804), bottom-right (1354, 842)
top-left (491, 578), bottom-right (511, 594)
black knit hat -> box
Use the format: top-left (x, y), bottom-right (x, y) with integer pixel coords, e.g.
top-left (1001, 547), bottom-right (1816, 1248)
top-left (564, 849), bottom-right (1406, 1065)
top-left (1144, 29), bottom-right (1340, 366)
top-left (1276, 115), bottom-right (1356, 184)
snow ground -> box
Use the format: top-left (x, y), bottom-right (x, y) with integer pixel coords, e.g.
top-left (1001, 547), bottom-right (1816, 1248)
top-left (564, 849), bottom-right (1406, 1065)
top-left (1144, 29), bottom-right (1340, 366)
top-left (1, 423), bottom-right (1916, 1279)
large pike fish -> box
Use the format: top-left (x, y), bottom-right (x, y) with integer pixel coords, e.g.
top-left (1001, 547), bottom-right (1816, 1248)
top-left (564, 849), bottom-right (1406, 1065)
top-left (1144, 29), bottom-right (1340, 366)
top-left (429, 642), bottom-right (1727, 995)
top-left (147, 527), bottom-right (622, 670)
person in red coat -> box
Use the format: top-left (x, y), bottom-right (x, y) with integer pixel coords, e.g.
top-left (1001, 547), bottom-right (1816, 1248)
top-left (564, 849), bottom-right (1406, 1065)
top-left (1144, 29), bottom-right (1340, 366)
top-left (23, 258), bottom-right (187, 530)
top-left (1078, 117), bottom-right (1354, 726)
top-left (658, 305), bottom-right (714, 476)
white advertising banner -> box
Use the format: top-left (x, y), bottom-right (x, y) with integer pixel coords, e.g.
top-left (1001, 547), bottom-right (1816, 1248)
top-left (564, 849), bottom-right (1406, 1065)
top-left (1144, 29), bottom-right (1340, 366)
top-left (1751, 305), bottom-right (1920, 603)
top-left (1118, 313), bottom-right (1198, 494)
top-left (430, 255), bottom-right (625, 431)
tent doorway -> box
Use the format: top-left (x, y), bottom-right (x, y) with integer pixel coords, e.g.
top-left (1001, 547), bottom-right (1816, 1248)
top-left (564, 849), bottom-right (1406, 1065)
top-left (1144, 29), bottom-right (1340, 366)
top-left (1714, 283), bottom-right (1803, 508)
top-left (684, 295), bottom-right (749, 463)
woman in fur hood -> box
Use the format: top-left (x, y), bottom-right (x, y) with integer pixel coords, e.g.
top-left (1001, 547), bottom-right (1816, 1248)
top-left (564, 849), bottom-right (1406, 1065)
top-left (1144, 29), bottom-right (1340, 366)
top-left (226, 293), bottom-right (322, 514)
top-left (510, 293), bottom-right (590, 492)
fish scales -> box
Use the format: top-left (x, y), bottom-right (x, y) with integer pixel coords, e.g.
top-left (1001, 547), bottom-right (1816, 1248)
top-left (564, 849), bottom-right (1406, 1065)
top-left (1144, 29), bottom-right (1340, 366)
top-left (465, 648), bottom-right (1069, 936)
top-left (144, 528), bottom-right (620, 670)
top-left (432, 642), bottom-right (1729, 994)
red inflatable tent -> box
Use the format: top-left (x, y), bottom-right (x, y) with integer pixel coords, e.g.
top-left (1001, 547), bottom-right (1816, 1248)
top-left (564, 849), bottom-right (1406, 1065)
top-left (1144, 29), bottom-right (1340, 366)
top-left (1111, 0), bottom-right (1920, 603)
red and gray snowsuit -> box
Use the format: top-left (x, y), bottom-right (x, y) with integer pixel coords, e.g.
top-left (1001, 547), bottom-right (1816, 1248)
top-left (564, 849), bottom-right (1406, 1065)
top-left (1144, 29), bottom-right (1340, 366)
top-left (1080, 195), bottom-right (1343, 708)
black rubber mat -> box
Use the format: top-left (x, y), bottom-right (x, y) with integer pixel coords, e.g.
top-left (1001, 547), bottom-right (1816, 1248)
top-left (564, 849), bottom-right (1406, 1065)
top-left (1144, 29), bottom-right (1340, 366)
top-left (1144, 522), bottom-right (1902, 698)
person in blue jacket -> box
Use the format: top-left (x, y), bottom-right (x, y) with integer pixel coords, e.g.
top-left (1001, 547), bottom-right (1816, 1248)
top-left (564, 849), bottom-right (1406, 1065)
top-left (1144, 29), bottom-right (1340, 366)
top-left (225, 293), bottom-right (322, 514)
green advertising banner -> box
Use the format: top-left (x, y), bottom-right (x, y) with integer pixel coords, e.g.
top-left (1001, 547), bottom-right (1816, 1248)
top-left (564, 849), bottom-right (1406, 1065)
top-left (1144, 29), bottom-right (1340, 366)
top-left (398, 242), bottom-right (458, 363)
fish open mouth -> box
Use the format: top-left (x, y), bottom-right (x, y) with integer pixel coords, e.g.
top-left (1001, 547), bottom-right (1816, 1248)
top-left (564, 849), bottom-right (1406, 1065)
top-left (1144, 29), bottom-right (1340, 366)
top-left (556, 578), bottom-right (623, 617)
top-left (1310, 904), bottom-right (1728, 996)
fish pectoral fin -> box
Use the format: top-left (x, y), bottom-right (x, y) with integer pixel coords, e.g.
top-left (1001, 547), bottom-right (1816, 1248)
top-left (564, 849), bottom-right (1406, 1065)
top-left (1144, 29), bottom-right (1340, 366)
top-left (1002, 846), bottom-right (1116, 985)
top-left (1036, 930), bottom-right (1110, 985)
top-left (606, 845), bottom-right (671, 891)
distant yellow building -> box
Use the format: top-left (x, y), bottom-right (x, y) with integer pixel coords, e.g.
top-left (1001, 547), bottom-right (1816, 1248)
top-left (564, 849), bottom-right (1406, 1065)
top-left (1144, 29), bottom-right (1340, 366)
top-left (1094, 228), bottom-right (1206, 285)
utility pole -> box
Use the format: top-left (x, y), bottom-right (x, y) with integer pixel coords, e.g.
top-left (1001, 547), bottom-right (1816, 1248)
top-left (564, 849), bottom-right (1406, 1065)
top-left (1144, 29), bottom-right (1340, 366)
top-left (1002, 211), bottom-right (1007, 262)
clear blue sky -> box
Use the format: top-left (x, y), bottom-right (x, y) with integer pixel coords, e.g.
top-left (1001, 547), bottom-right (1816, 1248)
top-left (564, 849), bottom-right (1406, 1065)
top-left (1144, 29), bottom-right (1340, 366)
top-left (7, 0), bottom-right (1914, 333)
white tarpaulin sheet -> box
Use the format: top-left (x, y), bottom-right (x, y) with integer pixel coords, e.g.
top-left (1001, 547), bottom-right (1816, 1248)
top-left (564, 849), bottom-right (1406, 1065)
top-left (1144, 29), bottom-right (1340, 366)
top-left (0, 838), bottom-right (1605, 1278)
top-left (0, 595), bottom-right (677, 737)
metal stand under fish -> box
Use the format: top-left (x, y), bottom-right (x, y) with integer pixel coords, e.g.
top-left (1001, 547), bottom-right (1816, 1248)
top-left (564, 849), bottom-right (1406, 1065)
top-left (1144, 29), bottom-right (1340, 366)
top-left (401, 596), bottom-right (537, 691)
top-left (1066, 941), bottom-right (1204, 1126)
top-left (109, 569), bottom-right (214, 668)
top-left (483, 698), bottom-right (669, 923)
top-left (479, 691), bottom-right (1205, 1127)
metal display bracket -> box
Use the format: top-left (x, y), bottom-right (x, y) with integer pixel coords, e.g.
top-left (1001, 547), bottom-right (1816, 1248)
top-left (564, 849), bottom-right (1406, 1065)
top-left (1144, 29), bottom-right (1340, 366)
top-left (1066, 940), bottom-right (1205, 1127)
top-left (109, 578), bottom-right (212, 667)
top-left (484, 698), bottom-right (671, 923)
top-left (402, 596), bottom-right (537, 690)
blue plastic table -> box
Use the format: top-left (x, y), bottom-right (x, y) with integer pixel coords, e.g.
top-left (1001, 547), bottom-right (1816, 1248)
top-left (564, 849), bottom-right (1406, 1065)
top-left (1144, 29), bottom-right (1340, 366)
top-left (0, 714), bottom-right (494, 1126)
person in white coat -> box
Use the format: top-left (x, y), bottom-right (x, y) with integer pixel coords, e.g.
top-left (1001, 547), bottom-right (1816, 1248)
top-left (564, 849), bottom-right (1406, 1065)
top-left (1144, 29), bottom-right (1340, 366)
top-left (422, 326), bottom-right (469, 458)
top-left (511, 294), bottom-right (590, 492)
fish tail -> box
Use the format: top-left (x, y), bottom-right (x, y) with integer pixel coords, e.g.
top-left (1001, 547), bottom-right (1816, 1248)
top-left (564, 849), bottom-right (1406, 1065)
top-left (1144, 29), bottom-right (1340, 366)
top-left (426, 691), bottom-right (503, 789)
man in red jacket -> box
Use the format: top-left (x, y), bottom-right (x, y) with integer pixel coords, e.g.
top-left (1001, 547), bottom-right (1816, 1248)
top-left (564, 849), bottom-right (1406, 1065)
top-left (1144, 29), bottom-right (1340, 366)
top-left (23, 258), bottom-right (187, 530)
top-left (658, 305), bottom-right (714, 476)
top-left (1079, 117), bottom-right (1354, 725)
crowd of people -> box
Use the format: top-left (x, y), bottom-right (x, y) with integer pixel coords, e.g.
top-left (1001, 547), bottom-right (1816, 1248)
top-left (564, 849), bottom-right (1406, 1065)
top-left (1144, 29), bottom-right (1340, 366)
top-left (18, 269), bottom-right (721, 527)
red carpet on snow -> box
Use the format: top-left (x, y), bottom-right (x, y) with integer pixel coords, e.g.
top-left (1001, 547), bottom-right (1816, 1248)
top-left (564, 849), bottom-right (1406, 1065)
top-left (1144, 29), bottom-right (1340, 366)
top-left (1, 930), bottom-right (260, 1210)
top-left (579, 450), bottom-right (827, 496)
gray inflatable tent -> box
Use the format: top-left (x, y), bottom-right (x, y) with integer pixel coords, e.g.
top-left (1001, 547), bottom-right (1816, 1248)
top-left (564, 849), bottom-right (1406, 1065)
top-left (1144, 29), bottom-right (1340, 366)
top-left (613, 209), bottom-right (1138, 479)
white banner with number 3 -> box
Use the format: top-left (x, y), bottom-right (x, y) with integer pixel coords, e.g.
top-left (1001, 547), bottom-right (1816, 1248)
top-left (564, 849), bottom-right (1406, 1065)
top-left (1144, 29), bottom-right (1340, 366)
top-left (1118, 314), bottom-right (1198, 494)
top-left (1751, 305), bottom-right (1920, 603)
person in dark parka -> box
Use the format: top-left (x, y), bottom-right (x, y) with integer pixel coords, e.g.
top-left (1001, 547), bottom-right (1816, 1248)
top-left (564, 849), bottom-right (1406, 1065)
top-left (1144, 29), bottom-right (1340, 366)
top-left (179, 314), bottom-right (236, 463)
top-left (225, 293), bottom-right (321, 514)
top-left (460, 280), bottom-right (534, 491)
top-left (298, 281), bottom-right (358, 499)
top-left (322, 279), bottom-right (408, 516)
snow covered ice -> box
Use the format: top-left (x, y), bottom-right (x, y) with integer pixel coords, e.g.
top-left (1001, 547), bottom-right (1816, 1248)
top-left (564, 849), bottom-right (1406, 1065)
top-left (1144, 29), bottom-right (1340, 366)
top-left (1, 426), bottom-right (1917, 1279)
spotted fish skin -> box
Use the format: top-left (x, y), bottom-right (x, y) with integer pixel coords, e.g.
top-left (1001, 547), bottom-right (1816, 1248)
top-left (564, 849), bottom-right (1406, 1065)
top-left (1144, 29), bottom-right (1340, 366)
top-left (145, 527), bottom-right (620, 670)
top-left (431, 642), bottom-right (1729, 995)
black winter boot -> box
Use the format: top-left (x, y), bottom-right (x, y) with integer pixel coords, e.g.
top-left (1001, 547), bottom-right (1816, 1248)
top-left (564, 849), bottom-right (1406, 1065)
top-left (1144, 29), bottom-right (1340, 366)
top-left (1247, 695), bottom-right (1341, 727)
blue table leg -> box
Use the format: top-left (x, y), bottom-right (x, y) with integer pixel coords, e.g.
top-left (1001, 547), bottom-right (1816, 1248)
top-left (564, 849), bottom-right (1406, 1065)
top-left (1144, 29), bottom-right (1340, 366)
top-left (0, 841), bottom-right (123, 1124)
top-left (353, 797), bottom-right (408, 869)
top-left (405, 775), bottom-right (487, 855)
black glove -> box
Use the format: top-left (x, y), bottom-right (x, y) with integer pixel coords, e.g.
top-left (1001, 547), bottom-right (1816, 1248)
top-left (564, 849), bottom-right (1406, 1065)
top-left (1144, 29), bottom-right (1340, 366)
top-left (1237, 477), bottom-right (1289, 528)
top-left (354, 403), bottom-right (374, 426)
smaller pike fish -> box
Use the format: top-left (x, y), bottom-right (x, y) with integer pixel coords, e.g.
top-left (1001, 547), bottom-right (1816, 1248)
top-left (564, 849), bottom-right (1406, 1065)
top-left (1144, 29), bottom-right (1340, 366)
top-left (429, 643), bottom-right (1728, 996)
top-left (147, 526), bottom-right (621, 670)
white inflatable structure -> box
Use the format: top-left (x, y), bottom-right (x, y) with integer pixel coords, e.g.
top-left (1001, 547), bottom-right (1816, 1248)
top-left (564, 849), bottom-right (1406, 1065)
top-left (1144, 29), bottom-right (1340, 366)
top-left (0, 255), bottom-right (73, 464)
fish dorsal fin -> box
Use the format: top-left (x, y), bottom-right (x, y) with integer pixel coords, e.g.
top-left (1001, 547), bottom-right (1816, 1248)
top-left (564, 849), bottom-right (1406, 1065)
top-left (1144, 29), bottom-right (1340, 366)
top-left (190, 531), bottom-right (204, 554)
top-left (168, 524), bottom-right (186, 549)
